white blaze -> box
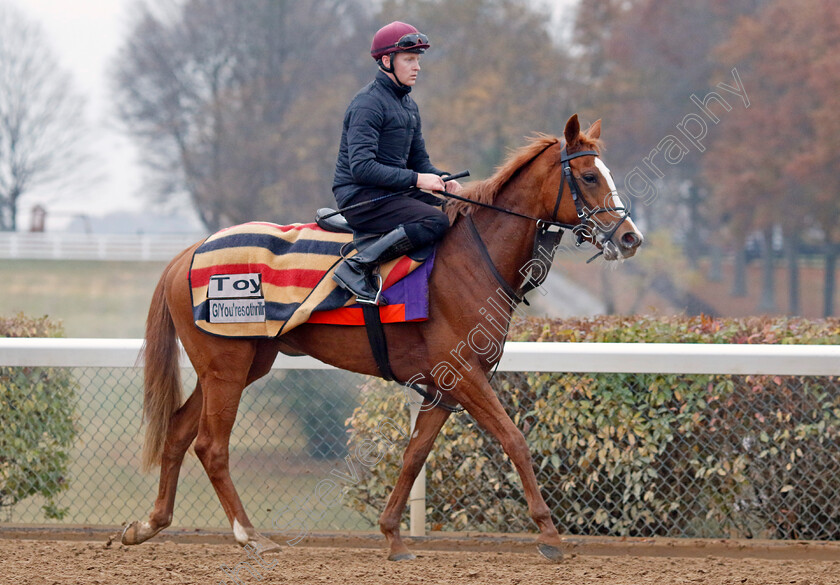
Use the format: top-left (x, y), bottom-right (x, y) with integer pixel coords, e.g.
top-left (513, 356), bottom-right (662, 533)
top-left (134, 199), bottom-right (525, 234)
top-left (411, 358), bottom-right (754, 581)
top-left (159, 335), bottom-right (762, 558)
top-left (593, 158), bottom-right (621, 208)
top-left (594, 158), bottom-right (641, 236)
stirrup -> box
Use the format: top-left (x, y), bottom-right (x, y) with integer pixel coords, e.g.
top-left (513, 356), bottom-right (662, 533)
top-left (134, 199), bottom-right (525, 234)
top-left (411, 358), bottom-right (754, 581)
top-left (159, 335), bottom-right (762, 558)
top-left (355, 273), bottom-right (385, 306)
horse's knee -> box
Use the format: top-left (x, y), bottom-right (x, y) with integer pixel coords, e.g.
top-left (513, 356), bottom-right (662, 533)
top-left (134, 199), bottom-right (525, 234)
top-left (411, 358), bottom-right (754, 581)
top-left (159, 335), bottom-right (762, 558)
top-left (502, 429), bottom-right (532, 464)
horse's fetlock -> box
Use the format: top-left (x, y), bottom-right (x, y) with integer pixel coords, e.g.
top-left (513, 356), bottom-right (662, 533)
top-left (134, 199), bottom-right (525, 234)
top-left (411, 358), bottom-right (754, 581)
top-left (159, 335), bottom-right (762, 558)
top-left (533, 507), bottom-right (551, 523)
top-left (379, 516), bottom-right (399, 536)
top-left (151, 512), bottom-right (173, 527)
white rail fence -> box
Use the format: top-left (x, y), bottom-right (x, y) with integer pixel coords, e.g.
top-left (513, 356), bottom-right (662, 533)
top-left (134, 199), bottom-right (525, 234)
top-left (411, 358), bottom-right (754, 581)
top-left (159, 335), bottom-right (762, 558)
top-left (0, 232), bottom-right (206, 261)
top-left (4, 338), bottom-right (840, 374)
top-left (3, 339), bottom-right (840, 537)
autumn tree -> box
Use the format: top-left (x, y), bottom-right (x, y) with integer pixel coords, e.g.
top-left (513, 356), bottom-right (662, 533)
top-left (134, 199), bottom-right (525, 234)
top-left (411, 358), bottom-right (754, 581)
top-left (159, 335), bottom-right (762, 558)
top-left (566, 0), bottom-right (768, 314)
top-left (707, 0), bottom-right (840, 315)
top-left (0, 3), bottom-right (90, 231)
top-left (114, 0), bottom-right (580, 231)
top-left (575, 0), bottom-right (762, 230)
top-left (113, 0), bottom-right (373, 231)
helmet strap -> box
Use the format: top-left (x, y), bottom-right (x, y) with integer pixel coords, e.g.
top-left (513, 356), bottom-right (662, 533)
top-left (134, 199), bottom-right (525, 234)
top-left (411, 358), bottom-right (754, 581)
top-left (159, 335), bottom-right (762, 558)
top-left (378, 55), bottom-right (408, 89)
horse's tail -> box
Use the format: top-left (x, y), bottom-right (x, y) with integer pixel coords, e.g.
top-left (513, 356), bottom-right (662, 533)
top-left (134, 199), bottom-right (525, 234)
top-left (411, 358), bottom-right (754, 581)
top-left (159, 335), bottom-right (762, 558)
top-left (140, 257), bottom-right (184, 472)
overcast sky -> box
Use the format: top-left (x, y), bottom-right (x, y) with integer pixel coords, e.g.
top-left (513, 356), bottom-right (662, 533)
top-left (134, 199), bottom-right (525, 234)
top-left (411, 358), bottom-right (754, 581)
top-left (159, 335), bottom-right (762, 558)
top-left (13, 0), bottom-right (145, 230)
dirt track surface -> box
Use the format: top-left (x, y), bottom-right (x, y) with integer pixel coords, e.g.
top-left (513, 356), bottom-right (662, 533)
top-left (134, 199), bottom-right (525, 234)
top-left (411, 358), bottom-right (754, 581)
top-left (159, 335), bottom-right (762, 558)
top-left (3, 538), bottom-right (840, 585)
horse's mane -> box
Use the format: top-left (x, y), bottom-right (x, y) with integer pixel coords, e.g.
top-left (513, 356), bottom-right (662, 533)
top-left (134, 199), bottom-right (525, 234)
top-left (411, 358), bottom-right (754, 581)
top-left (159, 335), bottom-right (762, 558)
top-left (445, 132), bottom-right (603, 222)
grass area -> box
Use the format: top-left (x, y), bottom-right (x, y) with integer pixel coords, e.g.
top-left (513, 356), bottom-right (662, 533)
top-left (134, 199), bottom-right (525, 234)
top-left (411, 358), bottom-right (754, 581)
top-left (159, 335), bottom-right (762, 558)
top-left (0, 259), bottom-right (168, 337)
top-left (8, 367), bottom-right (374, 532)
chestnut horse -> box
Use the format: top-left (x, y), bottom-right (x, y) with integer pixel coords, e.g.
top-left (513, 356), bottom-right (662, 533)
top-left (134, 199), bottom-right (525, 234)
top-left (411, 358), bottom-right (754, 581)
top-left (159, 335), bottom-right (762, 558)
top-left (121, 115), bottom-right (643, 562)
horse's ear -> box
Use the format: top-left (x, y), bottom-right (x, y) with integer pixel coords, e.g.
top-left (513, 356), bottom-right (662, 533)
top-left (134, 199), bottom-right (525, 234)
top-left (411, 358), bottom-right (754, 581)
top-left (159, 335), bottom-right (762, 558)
top-left (586, 119), bottom-right (602, 140)
top-left (564, 114), bottom-right (581, 149)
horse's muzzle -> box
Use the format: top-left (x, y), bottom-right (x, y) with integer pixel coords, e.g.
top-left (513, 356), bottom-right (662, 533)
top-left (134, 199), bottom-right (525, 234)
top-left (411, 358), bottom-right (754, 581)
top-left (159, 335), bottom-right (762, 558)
top-left (601, 228), bottom-right (643, 261)
top-left (620, 231), bottom-right (643, 251)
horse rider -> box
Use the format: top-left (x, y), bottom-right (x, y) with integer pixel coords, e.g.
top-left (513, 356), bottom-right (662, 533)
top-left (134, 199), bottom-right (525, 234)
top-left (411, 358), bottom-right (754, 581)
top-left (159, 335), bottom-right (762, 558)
top-left (331, 20), bottom-right (463, 305)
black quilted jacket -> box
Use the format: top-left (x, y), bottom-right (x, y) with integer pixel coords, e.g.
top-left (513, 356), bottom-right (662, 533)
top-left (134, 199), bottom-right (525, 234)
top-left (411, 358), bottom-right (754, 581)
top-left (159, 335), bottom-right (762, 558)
top-left (332, 71), bottom-right (443, 207)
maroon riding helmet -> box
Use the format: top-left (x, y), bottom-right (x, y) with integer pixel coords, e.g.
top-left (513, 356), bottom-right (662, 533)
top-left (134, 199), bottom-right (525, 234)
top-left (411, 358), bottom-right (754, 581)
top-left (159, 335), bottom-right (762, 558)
top-left (370, 21), bottom-right (430, 69)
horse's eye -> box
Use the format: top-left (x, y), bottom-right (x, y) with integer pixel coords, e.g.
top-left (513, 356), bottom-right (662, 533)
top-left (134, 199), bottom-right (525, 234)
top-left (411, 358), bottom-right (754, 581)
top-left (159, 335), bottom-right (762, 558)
top-left (582, 174), bottom-right (598, 184)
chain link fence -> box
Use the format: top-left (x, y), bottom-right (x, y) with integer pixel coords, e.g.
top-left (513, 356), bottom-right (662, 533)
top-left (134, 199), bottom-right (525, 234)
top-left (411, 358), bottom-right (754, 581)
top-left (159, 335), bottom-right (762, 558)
top-left (440, 372), bottom-right (840, 540)
top-left (2, 360), bottom-right (839, 541)
top-left (2, 366), bottom-right (372, 533)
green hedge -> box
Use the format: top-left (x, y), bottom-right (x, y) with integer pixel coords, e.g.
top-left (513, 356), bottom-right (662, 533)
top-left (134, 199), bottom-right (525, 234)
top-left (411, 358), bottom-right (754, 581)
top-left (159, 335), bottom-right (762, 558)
top-left (0, 313), bottom-right (77, 520)
top-left (345, 316), bottom-right (840, 539)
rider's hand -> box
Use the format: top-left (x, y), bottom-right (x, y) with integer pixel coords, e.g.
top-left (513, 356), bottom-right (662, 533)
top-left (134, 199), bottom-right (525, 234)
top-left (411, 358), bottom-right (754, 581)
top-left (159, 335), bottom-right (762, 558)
top-left (416, 173), bottom-right (446, 192)
top-left (444, 179), bottom-right (463, 194)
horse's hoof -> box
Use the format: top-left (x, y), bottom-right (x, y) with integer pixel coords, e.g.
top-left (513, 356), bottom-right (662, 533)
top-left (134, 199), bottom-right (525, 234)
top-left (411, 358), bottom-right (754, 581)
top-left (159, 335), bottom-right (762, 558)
top-left (537, 542), bottom-right (564, 562)
top-left (120, 520), bottom-right (164, 546)
top-left (120, 523), bottom-right (136, 545)
top-left (243, 533), bottom-right (282, 554)
top-left (388, 551), bottom-right (416, 561)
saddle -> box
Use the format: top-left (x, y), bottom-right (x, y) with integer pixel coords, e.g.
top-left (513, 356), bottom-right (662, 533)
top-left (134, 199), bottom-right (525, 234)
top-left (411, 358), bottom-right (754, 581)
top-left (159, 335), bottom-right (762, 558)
top-left (189, 214), bottom-right (437, 399)
top-left (315, 207), bottom-right (433, 261)
top-left (314, 207), bottom-right (432, 387)
top-left (315, 207), bottom-right (353, 234)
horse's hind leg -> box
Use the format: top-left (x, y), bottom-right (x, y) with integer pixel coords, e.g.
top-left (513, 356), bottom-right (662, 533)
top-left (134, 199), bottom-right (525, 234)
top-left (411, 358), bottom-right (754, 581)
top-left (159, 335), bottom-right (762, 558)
top-left (379, 397), bottom-right (451, 561)
top-left (193, 363), bottom-right (280, 552)
top-left (122, 382), bottom-right (203, 545)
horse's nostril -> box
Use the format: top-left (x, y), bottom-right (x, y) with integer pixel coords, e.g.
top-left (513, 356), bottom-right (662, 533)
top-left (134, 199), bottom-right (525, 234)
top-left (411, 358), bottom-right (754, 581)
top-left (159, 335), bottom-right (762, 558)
top-left (621, 232), bottom-right (641, 248)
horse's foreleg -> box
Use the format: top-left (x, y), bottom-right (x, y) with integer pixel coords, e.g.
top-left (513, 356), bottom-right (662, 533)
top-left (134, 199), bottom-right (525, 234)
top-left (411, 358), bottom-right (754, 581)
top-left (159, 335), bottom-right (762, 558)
top-left (193, 370), bottom-right (280, 553)
top-left (454, 378), bottom-right (565, 562)
top-left (379, 397), bottom-right (451, 561)
top-left (122, 382), bottom-right (203, 545)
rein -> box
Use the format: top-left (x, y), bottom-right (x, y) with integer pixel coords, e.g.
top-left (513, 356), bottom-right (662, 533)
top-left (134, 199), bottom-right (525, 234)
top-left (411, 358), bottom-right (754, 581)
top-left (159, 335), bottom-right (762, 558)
top-left (463, 216), bottom-right (526, 304)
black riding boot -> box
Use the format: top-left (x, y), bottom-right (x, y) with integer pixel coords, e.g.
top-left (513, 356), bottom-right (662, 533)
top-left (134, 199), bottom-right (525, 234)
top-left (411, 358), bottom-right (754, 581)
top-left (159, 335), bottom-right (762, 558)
top-left (333, 226), bottom-right (414, 304)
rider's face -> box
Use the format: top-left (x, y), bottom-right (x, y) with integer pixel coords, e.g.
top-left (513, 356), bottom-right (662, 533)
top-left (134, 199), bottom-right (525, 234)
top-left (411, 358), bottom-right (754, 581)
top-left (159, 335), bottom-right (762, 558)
top-left (386, 52), bottom-right (421, 86)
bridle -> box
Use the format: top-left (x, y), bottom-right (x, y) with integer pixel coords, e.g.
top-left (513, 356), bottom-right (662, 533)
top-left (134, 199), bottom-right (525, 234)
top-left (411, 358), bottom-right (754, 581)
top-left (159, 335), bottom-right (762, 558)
top-left (558, 148), bottom-right (632, 261)
top-left (446, 146), bottom-right (633, 297)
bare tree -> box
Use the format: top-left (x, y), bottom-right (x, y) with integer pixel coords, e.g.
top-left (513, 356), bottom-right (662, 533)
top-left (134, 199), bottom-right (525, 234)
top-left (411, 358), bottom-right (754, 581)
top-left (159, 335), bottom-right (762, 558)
top-left (0, 3), bottom-right (89, 231)
top-left (113, 0), bottom-right (372, 231)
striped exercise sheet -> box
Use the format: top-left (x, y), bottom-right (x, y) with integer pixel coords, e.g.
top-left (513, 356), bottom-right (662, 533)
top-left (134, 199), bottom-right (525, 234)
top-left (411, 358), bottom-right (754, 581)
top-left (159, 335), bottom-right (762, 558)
top-left (189, 221), bottom-right (432, 338)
